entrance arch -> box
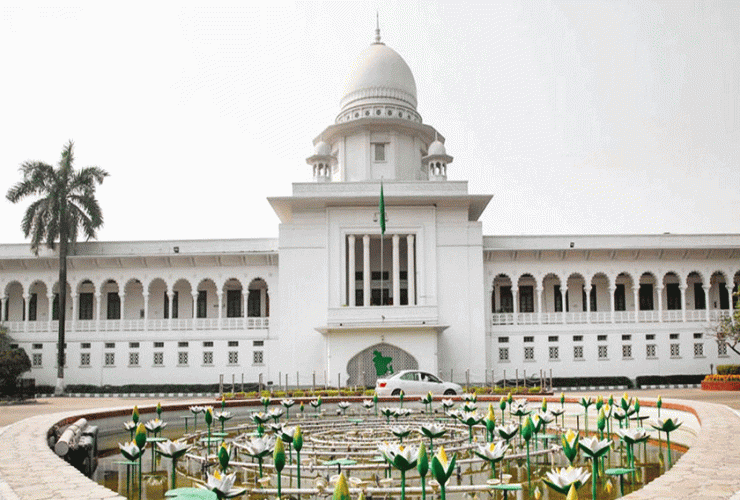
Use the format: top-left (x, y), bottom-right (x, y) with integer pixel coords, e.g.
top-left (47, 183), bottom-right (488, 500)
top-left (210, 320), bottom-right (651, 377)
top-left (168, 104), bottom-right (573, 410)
top-left (346, 343), bottom-right (418, 387)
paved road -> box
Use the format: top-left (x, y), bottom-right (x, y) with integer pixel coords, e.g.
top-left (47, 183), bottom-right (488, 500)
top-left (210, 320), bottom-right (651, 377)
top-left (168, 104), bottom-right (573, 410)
top-left (1, 387), bottom-right (737, 428)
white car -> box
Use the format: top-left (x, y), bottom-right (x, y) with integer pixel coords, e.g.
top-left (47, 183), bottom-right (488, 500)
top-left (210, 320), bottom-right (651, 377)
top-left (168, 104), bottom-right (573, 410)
top-left (375, 370), bottom-right (462, 397)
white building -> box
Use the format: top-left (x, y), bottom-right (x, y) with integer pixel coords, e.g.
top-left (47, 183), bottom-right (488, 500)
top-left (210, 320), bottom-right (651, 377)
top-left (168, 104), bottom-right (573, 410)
top-left (1, 33), bottom-right (738, 389)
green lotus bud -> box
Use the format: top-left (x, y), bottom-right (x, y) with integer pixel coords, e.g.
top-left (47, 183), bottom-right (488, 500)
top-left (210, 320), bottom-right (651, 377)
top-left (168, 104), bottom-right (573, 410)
top-left (274, 436), bottom-right (286, 472)
top-left (132, 405), bottom-right (140, 424)
top-left (156, 402), bottom-right (162, 418)
top-left (521, 416), bottom-right (534, 441)
top-left (218, 442), bottom-right (230, 471)
top-left (657, 395), bottom-right (662, 408)
top-left (417, 443), bottom-right (429, 478)
top-left (507, 392), bottom-right (513, 404)
top-left (634, 398), bottom-right (640, 413)
top-left (373, 393), bottom-right (378, 403)
top-left (293, 425), bottom-right (303, 452)
top-left (332, 473), bottom-right (350, 500)
top-left (597, 407), bottom-right (606, 431)
top-left (541, 398), bottom-right (547, 412)
top-left (300, 401), bottom-right (305, 412)
top-left (499, 396), bottom-right (507, 411)
top-left (560, 392), bottom-right (565, 405)
top-left (608, 394), bottom-right (614, 406)
top-left (596, 395), bottom-right (604, 410)
top-left (430, 446), bottom-right (456, 486)
top-left (205, 407), bottom-right (213, 426)
top-left (485, 404), bottom-right (496, 432)
top-left (566, 484), bottom-right (578, 500)
top-left (135, 423), bottom-right (146, 449)
top-left (221, 396), bottom-right (226, 409)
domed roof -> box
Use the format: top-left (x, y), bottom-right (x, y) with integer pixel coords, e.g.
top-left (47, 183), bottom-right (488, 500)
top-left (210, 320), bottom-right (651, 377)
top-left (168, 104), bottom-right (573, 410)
top-left (340, 42), bottom-right (417, 113)
top-left (314, 141), bottom-right (331, 156)
top-left (427, 140), bottom-right (446, 156)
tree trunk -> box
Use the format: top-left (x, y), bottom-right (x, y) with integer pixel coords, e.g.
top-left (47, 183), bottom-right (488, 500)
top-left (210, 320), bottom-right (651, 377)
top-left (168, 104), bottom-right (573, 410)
top-left (55, 232), bottom-right (67, 395)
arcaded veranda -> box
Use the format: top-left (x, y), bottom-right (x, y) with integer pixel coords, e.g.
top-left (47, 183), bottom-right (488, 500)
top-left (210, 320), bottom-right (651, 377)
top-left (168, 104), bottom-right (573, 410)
top-left (1, 392), bottom-right (739, 500)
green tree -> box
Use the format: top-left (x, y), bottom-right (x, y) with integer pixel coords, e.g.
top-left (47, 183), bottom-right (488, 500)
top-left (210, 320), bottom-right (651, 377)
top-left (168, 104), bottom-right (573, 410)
top-left (706, 291), bottom-right (740, 357)
top-left (6, 141), bottom-right (108, 395)
top-left (0, 326), bottom-right (31, 397)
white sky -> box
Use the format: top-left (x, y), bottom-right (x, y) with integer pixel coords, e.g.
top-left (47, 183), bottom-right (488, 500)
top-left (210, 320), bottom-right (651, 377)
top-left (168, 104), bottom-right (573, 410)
top-left (1, 1), bottom-right (738, 245)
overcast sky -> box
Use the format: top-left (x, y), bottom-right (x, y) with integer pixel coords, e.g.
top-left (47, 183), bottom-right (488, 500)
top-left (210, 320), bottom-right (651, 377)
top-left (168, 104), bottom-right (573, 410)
top-left (1, 1), bottom-right (738, 245)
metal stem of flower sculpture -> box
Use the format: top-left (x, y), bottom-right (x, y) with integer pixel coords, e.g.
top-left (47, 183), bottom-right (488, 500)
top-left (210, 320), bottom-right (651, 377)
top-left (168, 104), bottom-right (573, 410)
top-left (579, 397), bottom-right (593, 434)
top-left (373, 393), bottom-right (379, 416)
top-left (578, 437), bottom-right (611, 500)
top-left (431, 446), bottom-right (456, 500)
top-left (293, 426), bottom-right (303, 497)
top-left (418, 443), bottom-right (429, 500)
top-left (134, 423), bottom-right (146, 500)
top-left (521, 416), bottom-right (534, 492)
top-left (205, 408), bottom-right (214, 457)
top-left (651, 418), bottom-right (682, 470)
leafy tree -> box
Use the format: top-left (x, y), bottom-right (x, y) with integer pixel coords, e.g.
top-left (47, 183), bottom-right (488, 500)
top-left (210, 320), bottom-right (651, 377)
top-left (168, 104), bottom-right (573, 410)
top-left (706, 292), bottom-right (740, 357)
top-left (6, 141), bottom-right (108, 395)
top-left (0, 326), bottom-right (31, 397)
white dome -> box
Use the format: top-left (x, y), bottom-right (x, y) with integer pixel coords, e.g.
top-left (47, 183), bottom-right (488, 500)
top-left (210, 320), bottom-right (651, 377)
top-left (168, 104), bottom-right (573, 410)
top-left (340, 42), bottom-right (417, 113)
top-left (428, 140), bottom-right (446, 156)
top-left (314, 141), bottom-right (331, 156)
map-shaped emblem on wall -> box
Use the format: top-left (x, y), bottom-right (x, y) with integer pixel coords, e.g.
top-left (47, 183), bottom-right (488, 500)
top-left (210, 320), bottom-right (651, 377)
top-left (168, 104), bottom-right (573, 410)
top-left (372, 350), bottom-right (394, 376)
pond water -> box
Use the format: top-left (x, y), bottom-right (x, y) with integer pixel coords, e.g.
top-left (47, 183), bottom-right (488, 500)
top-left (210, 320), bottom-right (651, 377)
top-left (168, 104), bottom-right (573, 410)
top-left (92, 405), bottom-right (684, 500)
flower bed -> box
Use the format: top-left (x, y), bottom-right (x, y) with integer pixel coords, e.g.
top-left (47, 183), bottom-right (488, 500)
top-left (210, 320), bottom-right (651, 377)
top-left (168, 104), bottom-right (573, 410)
top-left (701, 374), bottom-right (740, 391)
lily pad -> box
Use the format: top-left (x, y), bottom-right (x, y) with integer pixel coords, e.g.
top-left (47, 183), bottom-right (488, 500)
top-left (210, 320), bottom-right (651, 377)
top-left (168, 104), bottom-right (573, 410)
top-left (165, 487), bottom-right (218, 500)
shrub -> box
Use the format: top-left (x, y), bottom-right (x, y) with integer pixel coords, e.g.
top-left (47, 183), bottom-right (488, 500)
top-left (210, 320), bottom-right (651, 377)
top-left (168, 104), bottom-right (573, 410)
top-left (0, 347), bottom-right (31, 397)
top-left (273, 391), bottom-right (286, 398)
top-left (635, 374), bottom-right (706, 387)
top-left (528, 386), bottom-right (541, 394)
top-left (363, 389), bottom-right (375, 396)
top-left (717, 365), bottom-right (740, 375)
top-left (293, 389), bottom-right (305, 397)
top-left (493, 387), bottom-right (505, 394)
top-left (704, 374), bottom-right (740, 382)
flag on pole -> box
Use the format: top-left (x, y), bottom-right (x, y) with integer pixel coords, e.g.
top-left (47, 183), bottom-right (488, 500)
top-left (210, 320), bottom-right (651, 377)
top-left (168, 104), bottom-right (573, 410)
top-left (379, 181), bottom-right (386, 235)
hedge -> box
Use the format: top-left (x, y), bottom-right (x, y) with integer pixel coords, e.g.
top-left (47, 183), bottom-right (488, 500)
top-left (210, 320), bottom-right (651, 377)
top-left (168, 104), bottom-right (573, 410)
top-left (717, 364), bottom-right (740, 375)
top-left (635, 374), bottom-right (706, 387)
top-left (550, 376), bottom-right (634, 389)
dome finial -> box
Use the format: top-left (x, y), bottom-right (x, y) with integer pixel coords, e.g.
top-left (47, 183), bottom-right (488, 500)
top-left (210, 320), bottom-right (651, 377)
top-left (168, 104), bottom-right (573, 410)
top-left (374, 11), bottom-right (382, 44)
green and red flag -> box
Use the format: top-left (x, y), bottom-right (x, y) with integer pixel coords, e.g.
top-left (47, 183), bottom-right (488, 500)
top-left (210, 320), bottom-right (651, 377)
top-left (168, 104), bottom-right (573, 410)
top-left (379, 181), bottom-right (386, 234)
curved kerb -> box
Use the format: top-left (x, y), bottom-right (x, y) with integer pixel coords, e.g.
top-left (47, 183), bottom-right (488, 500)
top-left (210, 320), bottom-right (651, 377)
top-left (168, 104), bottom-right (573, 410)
top-left (0, 399), bottom-right (739, 499)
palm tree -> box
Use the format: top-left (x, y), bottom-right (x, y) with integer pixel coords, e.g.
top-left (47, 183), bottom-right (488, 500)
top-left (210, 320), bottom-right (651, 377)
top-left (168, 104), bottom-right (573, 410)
top-left (6, 141), bottom-right (109, 395)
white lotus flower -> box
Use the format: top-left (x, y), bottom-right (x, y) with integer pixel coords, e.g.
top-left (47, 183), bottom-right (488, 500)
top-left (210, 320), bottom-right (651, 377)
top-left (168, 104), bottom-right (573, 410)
top-left (537, 411), bottom-right (555, 424)
top-left (156, 439), bottom-right (191, 459)
top-left (281, 399), bottom-right (295, 407)
top-left (616, 428), bottom-right (650, 445)
top-left (215, 410), bottom-right (233, 422)
top-left (543, 466), bottom-right (591, 494)
top-left (474, 440), bottom-right (509, 462)
top-left (550, 407), bottom-right (565, 416)
top-left (578, 436), bottom-right (611, 458)
top-left (362, 400), bottom-right (375, 409)
top-left (190, 406), bottom-right (204, 414)
top-left (144, 418), bottom-right (167, 433)
top-left (123, 421), bottom-right (136, 431)
top-left (441, 399), bottom-right (455, 409)
top-left (420, 423), bottom-right (446, 438)
top-left (268, 407), bottom-right (284, 419)
top-left (338, 401), bottom-right (352, 409)
top-left (203, 470), bottom-right (246, 498)
top-left (267, 422), bottom-right (284, 434)
top-left (378, 442), bottom-right (419, 471)
top-left (119, 441), bottom-right (144, 461)
top-left (242, 436), bottom-right (275, 458)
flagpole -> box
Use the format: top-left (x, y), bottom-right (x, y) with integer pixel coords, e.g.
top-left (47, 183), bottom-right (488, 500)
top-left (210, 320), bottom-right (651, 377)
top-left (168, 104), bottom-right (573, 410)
top-left (380, 231), bottom-right (384, 306)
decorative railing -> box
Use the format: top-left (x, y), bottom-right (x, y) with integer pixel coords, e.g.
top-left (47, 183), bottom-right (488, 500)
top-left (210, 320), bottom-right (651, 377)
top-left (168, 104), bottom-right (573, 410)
top-left (489, 309), bottom-right (732, 326)
top-left (1, 316), bottom-right (269, 334)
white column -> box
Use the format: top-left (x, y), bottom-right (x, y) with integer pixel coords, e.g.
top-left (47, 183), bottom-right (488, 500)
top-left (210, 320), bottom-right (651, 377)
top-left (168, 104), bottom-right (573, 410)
top-left (143, 293), bottom-right (149, 331)
top-left (680, 285), bottom-right (687, 322)
top-left (657, 285), bottom-right (664, 322)
top-left (167, 290), bottom-right (174, 330)
top-left (609, 286), bottom-right (616, 323)
top-left (348, 235), bottom-right (356, 307)
top-left (537, 286), bottom-right (543, 324)
top-left (560, 287), bottom-right (566, 324)
top-left (120, 293), bottom-right (126, 321)
top-left (512, 286), bottom-right (518, 325)
top-left (95, 292), bottom-right (102, 325)
top-left (218, 290), bottom-right (223, 328)
top-left (406, 234), bottom-right (415, 306)
top-left (243, 290), bottom-right (249, 319)
top-left (260, 289), bottom-right (266, 317)
top-left (725, 282), bottom-right (733, 317)
top-left (70, 292), bottom-right (77, 329)
top-left (47, 293), bottom-right (54, 327)
top-left (585, 285), bottom-right (591, 323)
top-left (363, 235), bottom-right (370, 306)
top-left (392, 234), bottom-right (400, 306)
top-left (22, 294), bottom-right (29, 332)
top-left (633, 286), bottom-right (640, 323)
top-left (192, 292), bottom-right (199, 319)
top-left (703, 285), bottom-right (710, 321)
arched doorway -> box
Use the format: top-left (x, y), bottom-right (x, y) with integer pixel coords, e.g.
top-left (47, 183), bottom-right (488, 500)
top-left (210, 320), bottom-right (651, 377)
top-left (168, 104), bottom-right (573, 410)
top-left (346, 343), bottom-right (418, 387)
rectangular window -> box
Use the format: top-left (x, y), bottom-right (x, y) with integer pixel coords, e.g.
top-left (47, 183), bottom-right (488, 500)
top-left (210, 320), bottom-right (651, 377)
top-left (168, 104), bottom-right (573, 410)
top-left (498, 336), bottom-right (509, 343)
top-left (32, 353), bottom-right (42, 367)
top-left (153, 352), bottom-right (164, 366)
top-left (164, 291), bottom-right (180, 319)
top-left (203, 341), bottom-right (214, 347)
top-left (524, 336), bottom-right (534, 343)
top-left (228, 341), bottom-right (239, 347)
top-left (129, 352), bottom-right (139, 366)
top-left (104, 352), bottom-right (115, 366)
top-left (80, 352), bottom-right (90, 366)
top-left (32, 343), bottom-right (43, 350)
top-left (28, 293), bottom-right (37, 321)
top-left (81, 343), bottom-right (91, 349)
top-left (694, 282), bottom-right (706, 310)
top-left (253, 350), bottom-right (264, 365)
top-left (639, 284), bottom-right (653, 310)
top-left (178, 352), bottom-right (189, 365)
top-left (498, 347), bottom-right (509, 362)
top-left (253, 340), bottom-right (264, 347)
top-left (178, 342), bottom-right (189, 348)
top-left (373, 143), bottom-right (386, 162)
top-left (719, 342), bottom-right (728, 357)
top-left (548, 336), bottom-right (559, 342)
top-left (670, 333), bottom-right (679, 340)
top-left (228, 351), bottom-right (239, 364)
top-left (597, 335), bottom-right (607, 341)
top-left (670, 344), bottom-right (680, 357)
top-left (197, 290), bottom-right (207, 318)
top-left (107, 292), bottom-right (121, 320)
top-left (52, 293), bottom-right (59, 320)
top-left (598, 345), bottom-right (608, 359)
top-left (79, 292), bottom-right (94, 320)
top-left (573, 335), bottom-right (583, 342)
top-left (524, 346), bottom-right (534, 361)
top-left (554, 285), bottom-right (563, 312)
top-left (129, 342), bottom-right (139, 349)
top-left (614, 284), bottom-right (626, 311)
top-left (499, 286), bottom-right (513, 313)
top-left (549, 346), bottom-right (559, 360)
top-left (105, 342), bottom-right (115, 349)
top-left (646, 334), bottom-right (655, 340)
top-left (719, 284), bottom-right (730, 309)
top-left (646, 344), bottom-right (657, 358)
top-left (154, 342), bottom-right (164, 348)
top-left (573, 345), bottom-right (584, 360)
top-left (621, 334), bottom-right (631, 341)
top-left (203, 351), bottom-right (214, 365)
top-left (694, 343), bottom-right (704, 357)
top-left (519, 285), bottom-right (534, 313)
top-left (666, 283), bottom-right (681, 310)
top-left (622, 344), bottom-right (632, 359)
top-left (226, 290), bottom-right (242, 318)
top-left (693, 333), bottom-right (703, 339)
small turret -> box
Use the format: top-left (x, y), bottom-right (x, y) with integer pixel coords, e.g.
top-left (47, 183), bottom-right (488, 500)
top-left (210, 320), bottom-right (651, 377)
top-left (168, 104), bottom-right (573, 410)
top-left (306, 141), bottom-right (335, 182)
top-left (422, 138), bottom-right (453, 181)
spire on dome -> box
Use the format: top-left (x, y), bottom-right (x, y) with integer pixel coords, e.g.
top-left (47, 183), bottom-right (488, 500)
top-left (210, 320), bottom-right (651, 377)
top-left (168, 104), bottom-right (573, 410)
top-left (374, 12), bottom-right (382, 44)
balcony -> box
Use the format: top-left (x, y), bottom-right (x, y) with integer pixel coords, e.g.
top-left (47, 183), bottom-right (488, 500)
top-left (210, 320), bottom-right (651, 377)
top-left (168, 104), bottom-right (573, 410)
top-left (491, 309), bottom-right (731, 326)
top-left (1, 317), bottom-right (269, 335)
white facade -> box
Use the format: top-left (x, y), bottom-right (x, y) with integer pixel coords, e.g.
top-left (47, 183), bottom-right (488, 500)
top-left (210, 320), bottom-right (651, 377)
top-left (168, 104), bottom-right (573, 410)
top-left (1, 34), bottom-right (738, 388)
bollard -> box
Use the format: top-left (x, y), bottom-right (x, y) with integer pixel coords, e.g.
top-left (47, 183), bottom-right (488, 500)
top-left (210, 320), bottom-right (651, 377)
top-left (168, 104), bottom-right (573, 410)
top-left (285, 373), bottom-right (289, 392)
top-left (232, 373), bottom-right (235, 393)
top-left (241, 373), bottom-right (244, 393)
top-left (312, 371), bottom-right (316, 392)
top-left (503, 369), bottom-right (506, 388)
top-left (337, 372), bottom-right (341, 389)
top-left (297, 371), bottom-right (300, 389)
top-left (219, 374), bottom-right (224, 395)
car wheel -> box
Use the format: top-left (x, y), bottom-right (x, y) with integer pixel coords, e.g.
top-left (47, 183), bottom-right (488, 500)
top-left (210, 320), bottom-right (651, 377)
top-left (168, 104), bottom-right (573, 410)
top-left (391, 389), bottom-right (402, 396)
top-left (444, 389), bottom-right (457, 396)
